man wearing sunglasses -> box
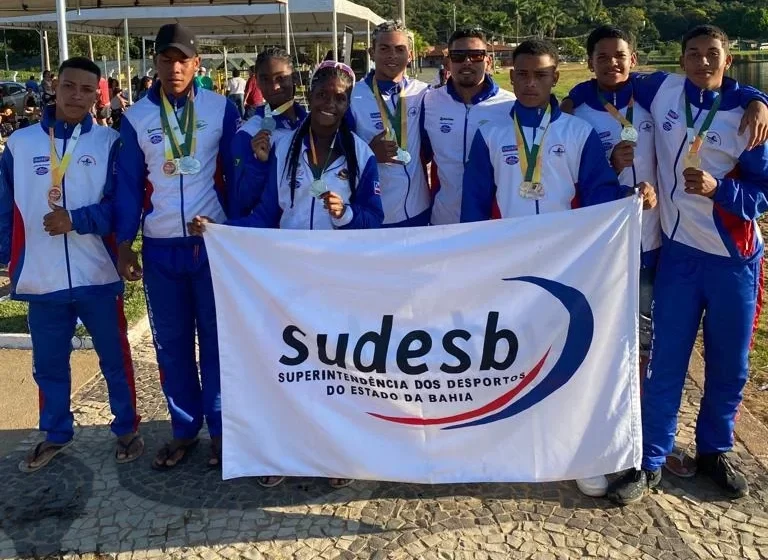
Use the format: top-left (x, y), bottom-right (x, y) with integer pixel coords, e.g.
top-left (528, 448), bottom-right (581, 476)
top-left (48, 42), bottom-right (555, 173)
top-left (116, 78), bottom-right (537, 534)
top-left (347, 20), bottom-right (431, 227)
top-left (421, 28), bottom-right (516, 226)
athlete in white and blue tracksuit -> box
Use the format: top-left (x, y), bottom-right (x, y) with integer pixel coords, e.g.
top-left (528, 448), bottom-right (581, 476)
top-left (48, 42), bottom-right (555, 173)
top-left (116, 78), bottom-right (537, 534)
top-left (567, 65), bottom-right (768, 500)
top-left (461, 96), bottom-right (628, 221)
top-left (229, 102), bottom-right (307, 219)
top-left (569, 78), bottom-right (662, 356)
top-left (115, 80), bottom-right (238, 445)
top-left (347, 72), bottom-right (430, 227)
top-left (0, 106), bottom-right (139, 448)
top-left (228, 127), bottom-right (384, 230)
top-left (421, 74), bottom-right (516, 225)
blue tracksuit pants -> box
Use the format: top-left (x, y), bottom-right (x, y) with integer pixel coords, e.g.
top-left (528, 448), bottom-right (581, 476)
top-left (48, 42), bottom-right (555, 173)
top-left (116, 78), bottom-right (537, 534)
top-left (142, 240), bottom-right (221, 439)
top-left (641, 246), bottom-right (762, 471)
top-left (29, 294), bottom-right (139, 444)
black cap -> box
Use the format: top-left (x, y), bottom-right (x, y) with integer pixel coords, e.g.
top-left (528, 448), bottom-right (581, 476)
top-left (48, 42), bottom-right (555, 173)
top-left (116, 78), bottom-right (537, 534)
top-left (155, 24), bottom-right (197, 57)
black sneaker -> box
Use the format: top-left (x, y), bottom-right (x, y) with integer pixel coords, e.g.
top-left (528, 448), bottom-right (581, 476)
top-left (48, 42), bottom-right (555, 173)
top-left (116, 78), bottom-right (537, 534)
top-left (696, 453), bottom-right (749, 498)
top-left (607, 468), bottom-right (662, 505)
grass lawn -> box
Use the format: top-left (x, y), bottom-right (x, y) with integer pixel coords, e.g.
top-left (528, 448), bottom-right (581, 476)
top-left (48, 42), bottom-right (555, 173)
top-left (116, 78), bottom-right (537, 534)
top-left (0, 238), bottom-right (146, 335)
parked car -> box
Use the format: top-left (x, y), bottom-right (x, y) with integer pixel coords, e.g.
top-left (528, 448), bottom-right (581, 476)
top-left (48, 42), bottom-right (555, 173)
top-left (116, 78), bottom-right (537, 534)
top-left (0, 81), bottom-right (27, 113)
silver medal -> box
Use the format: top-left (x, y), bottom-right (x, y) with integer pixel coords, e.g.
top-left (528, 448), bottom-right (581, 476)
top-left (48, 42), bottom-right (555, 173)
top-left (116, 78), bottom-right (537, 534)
top-left (310, 179), bottom-right (328, 198)
top-left (395, 148), bottom-right (412, 165)
top-left (179, 156), bottom-right (202, 175)
top-left (261, 115), bottom-right (277, 132)
top-left (621, 125), bottom-right (639, 143)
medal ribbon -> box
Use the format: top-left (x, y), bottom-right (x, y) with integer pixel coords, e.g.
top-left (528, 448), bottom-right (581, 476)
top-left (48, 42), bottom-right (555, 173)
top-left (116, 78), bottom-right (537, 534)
top-left (513, 105), bottom-right (552, 184)
top-left (49, 123), bottom-right (82, 190)
top-left (160, 89), bottom-right (196, 160)
top-left (308, 131), bottom-right (338, 180)
top-left (684, 91), bottom-right (721, 156)
top-left (597, 91), bottom-right (634, 128)
top-left (371, 80), bottom-right (407, 150)
top-left (266, 99), bottom-right (295, 118)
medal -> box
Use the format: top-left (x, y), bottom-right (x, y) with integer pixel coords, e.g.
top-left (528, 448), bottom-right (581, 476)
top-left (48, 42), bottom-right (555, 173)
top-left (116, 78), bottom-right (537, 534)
top-left (513, 104), bottom-right (552, 202)
top-left (682, 152), bottom-right (701, 170)
top-left (163, 159), bottom-right (179, 176)
top-left (48, 123), bottom-right (82, 209)
top-left (47, 185), bottom-right (62, 209)
top-left (370, 79), bottom-right (409, 165)
top-left (260, 115), bottom-right (276, 132)
top-left (310, 179), bottom-right (328, 198)
top-left (395, 148), bottom-right (412, 165)
top-left (179, 155), bottom-right (202, 175)
top-left (621, 125), bottom-right (638, 143)
top-left (683, 91), bottom-right (721, 174)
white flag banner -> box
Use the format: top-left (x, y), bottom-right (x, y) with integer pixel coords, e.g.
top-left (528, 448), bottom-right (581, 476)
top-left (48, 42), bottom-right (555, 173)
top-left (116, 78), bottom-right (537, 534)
top-left (205, 197), bottom-right (643, 483)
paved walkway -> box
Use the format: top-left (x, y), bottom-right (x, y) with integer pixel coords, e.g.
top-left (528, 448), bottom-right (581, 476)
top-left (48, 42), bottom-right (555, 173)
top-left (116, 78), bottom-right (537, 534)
top-left (1, 332), bottom-right (768, 560)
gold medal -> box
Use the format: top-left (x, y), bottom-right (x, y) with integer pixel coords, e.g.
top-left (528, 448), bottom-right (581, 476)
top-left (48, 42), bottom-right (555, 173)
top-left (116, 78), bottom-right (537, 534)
top-left (682, 152), bottom-right (701, 170)
top-left (163, 159), bottom-right (179, 176)
top-left (47, 185), bottom-right (62, 209)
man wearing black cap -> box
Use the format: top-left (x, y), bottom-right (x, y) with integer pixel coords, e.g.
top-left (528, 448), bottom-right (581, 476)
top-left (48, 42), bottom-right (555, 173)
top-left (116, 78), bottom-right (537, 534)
top-left (114, 24), bottom-right (239, 470)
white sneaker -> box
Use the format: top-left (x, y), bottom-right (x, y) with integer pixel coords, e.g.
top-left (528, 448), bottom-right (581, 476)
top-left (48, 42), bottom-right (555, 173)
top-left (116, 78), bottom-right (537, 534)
top-left (576, 475), bottom-right (609, 497)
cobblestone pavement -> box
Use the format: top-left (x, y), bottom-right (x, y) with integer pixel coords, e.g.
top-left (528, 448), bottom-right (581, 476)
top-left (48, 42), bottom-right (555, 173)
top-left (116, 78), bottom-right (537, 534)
top-left (1, 333), bottom-right (768, 560)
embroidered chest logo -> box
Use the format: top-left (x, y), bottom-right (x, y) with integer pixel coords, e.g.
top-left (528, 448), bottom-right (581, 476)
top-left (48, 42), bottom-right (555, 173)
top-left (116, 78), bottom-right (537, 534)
top-left (550, 145), bottom-right (566, 156)
top-left (78, 155), bottom-right (96, 167)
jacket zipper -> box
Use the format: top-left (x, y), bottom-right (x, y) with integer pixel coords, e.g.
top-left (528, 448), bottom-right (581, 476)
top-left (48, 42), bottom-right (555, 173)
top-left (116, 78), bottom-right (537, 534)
top-left (462, 105), bottom-right (471, 163)
top-left (60, 125), bottom-right (74, 293)
top-left (179, 174), bottom-right (187, 237)
top-left (310, 197), bottom-right (316, 230)
top-left (669, 106), bottom-right (701, 241)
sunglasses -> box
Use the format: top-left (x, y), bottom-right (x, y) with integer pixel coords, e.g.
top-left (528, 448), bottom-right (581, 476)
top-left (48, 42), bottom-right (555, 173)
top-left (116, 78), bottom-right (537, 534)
top-left (448, 50), bottom-right (487, 64)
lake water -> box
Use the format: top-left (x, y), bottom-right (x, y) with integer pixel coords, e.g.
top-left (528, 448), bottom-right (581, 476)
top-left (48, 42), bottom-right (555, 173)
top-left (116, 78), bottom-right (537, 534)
top-left (729, 61), bottom-right (768, 92)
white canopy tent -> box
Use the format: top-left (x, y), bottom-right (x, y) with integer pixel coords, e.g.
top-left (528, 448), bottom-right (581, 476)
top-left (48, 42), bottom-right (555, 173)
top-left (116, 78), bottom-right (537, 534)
top-left (0, 1), bottom-right (384, 98)
top-left (0, 1), bottom-right (287, 101)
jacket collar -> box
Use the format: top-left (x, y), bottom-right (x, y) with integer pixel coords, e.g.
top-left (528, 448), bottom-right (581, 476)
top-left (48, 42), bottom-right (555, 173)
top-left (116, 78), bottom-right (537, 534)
top-left (254, 101), bottom-right (308, 128)
top-left (581, 78), bottom-right (634, 112)
top-left (146, 79), bottom-right (199, 107)
top-left (40, 104), bottom-right (93, 138)
top-left (684, 76), bottom-right (740, 111)
top-left (364, 70), bottom-right (409, 96)
top-left (510, 95), bottom-right (562, 127)
top-left (445, 74), bottom-right (499, 105)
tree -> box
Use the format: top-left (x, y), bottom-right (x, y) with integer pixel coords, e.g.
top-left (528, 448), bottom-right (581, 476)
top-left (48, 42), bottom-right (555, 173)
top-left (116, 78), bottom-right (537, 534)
top-left (574, 0), bottom-right (610, 26)
top-left (538, 5), bottom-right (570, 39)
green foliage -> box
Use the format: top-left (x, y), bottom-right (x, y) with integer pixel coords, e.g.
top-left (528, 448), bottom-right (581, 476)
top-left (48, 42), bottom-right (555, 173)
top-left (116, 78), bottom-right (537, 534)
top-left (355, 0), bottom-right (768, 47)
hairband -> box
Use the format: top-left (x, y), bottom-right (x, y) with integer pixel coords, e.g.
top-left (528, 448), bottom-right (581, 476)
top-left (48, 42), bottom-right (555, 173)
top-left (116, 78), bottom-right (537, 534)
top-left (312, 60), bottom-right (356, 87)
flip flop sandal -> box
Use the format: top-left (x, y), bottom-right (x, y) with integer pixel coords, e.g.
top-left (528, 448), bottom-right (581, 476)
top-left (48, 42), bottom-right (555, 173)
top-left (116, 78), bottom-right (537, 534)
top-left (115, 434), bottom-right (145, 464)
top-left (665, 446), bottom-right (698, 478)
top-left (208, 439), bottom-right (222, 469)
top-left (151, 439), bottom-right (199, 471)
top-left (329, 478), bottom-right (354, 489)
top-left (257, 476), bottom-right (286, 488)
top-left (18, 439), bottom-right (74, 473)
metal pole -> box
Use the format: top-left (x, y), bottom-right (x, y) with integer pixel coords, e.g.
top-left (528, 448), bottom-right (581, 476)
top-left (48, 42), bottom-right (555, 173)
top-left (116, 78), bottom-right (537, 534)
top-left (366, 20), bottom-right (371, 71)
top-left (399, 0), bottom-right (406, 27)
top-left (3, 30), bottom-right (9, 72)
top-left (141, 37), bottom-right (147, 77)
top-left (284, 1), bottom-right (291, 54)
top-left (123, 19), bottom-right (133, 102)
top-left (55, 0), bottom-right (69, 61)
top-left (116, 37), bottom-right (122, 86)
top-left (332, 0), bottom-right (339, 60)
top-left (88, 35), bottom-right (94, 61)
top-left (453, 4), bottom-right (456, 32)
top-left (43, 31), bottom-right (51, 71)
top-left (39, 30), bottom-right (45, 73)
top-left (223, 46), bottom-right (229, 82)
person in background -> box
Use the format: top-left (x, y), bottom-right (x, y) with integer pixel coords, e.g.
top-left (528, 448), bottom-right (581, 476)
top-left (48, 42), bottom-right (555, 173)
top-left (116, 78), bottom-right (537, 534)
top-left (41, 70), bottom-right (55, 106)
top-left (225, 68), bottom-right (247, 118)
top-left (23, 86), bottom-right (40, 124)
top-left (230, 47), bottom-right (307, 219)
top-left (95, 75), bottom-right (112, 126)
top-left (347, 20), bottom-right (431, 227)
top-left (115, 23), bottom-right (239, 471)
top-left (25, 75), bottom-right (40, 94)
top-left (195, 67), bottom-right (214, 90)
top-left (0, 57), bottom-right (142, 473)
top-left (136, 76), bottom-right (153, 101)
top-left (244, 64), bottom-right (264, 119)
top-left (422, 27), bottom-right (516, 226)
